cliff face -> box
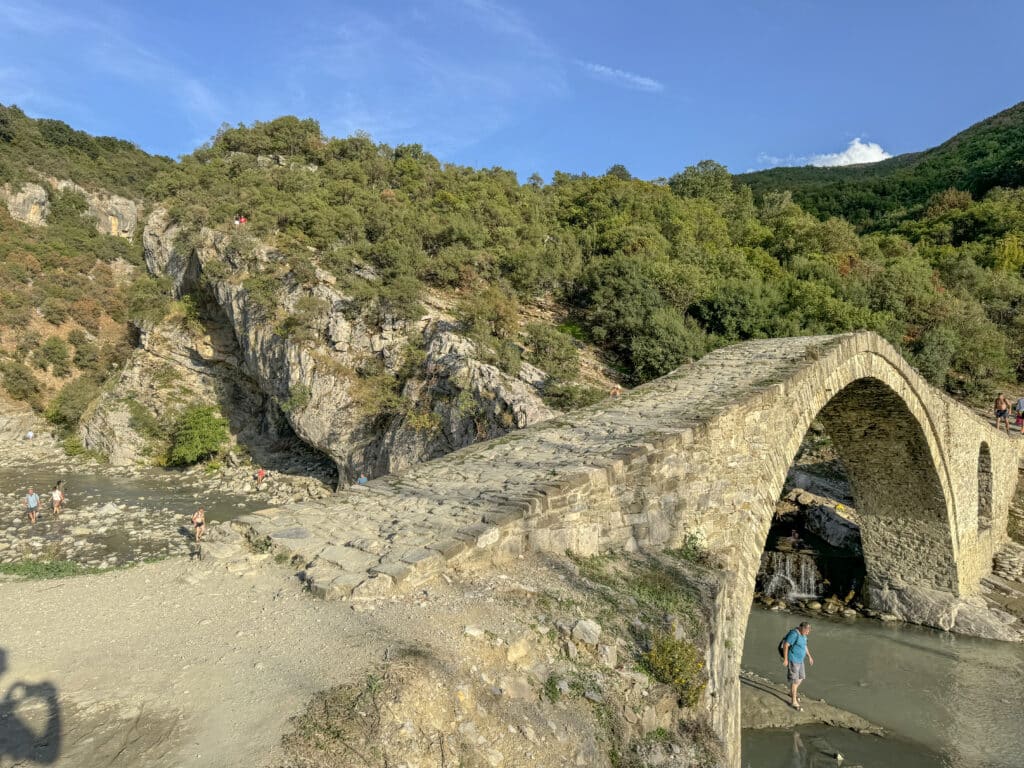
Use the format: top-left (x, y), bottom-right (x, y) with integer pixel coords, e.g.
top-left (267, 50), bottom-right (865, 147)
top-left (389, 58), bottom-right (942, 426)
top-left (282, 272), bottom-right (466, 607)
top-left (80, 209), bottom-right (558, 478)
top-left (0, 178), bottom-right (139, 238)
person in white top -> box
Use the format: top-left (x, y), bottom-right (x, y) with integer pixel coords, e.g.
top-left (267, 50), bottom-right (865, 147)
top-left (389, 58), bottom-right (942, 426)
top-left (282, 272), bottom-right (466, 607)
top-left (50, 484), bottom-right (64, 516)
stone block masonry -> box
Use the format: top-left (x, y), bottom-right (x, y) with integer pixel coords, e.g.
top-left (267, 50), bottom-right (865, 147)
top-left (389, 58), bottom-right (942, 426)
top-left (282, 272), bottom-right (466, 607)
top-left (238, 331), bottom-right (1021, 768)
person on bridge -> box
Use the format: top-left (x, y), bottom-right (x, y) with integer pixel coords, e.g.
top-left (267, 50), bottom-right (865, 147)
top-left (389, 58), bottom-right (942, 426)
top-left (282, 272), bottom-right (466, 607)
top-left (781, 622), bottom-right (814, 710)
top-left (995, 393), bottom-right (1011, 433)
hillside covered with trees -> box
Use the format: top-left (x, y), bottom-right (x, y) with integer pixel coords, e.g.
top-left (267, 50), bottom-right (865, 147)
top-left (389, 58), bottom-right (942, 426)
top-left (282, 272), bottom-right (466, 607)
top-left (2, 104), bottom-right (1024, 458)
top-left (150, 115), bottom-right (1024, 401)
top-left (737, 100), bottom-right (1024, 230)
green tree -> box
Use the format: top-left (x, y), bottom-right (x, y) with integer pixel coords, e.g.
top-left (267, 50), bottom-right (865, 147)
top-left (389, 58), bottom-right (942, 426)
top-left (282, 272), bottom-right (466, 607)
top-left (167, 405), bottom-right (229, 465)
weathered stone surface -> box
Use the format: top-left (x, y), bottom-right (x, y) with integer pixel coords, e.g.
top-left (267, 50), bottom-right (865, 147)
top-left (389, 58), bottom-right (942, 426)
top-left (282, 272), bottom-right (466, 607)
top-left (571, 619), bottom-right (602, 646)
top-left (136, 209), bottom-right (556, 482)
top-left (1, 182), bottom-right (49, 224)
top-left (866, 581), bottom-right (1023, 641)
top-left (1, 179), bottom-right (139, 237)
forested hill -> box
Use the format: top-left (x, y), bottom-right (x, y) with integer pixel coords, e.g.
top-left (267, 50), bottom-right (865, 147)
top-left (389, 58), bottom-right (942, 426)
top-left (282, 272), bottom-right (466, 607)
top-left (2, 106), bottom-right (1024, 451)
top-left (149, 117), bottom-right (1024, 403)
top-left (737, 100), bottom-right (1024, 229)
top-left (0, 104), bottom-right (171, 198)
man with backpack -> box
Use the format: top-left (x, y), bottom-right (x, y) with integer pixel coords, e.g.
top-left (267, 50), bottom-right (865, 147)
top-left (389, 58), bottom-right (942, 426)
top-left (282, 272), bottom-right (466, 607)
top-left (780, 622), bottom-right (814, 710)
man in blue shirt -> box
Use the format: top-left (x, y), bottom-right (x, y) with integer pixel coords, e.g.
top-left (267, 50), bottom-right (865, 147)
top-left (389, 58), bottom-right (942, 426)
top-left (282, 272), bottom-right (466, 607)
top-left (782, 622), bottom-right (814, 710)
top-left (24, 486), bottom-right (39, 525)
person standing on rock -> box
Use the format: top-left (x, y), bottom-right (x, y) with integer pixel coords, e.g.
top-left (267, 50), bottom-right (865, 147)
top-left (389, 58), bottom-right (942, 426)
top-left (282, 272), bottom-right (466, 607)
top-left (255, 467), bottom-right (267, 490)
top-left (191, 507), bottom-right (206, 543)
top-left (1015, 394), bottom-right (1024, 433)
top-left (24, 487), bottom-right (39, 525)
top-left (782, 622), bottom-right (813, 710)
top-left (995, 393), bottom-right (1011, 433)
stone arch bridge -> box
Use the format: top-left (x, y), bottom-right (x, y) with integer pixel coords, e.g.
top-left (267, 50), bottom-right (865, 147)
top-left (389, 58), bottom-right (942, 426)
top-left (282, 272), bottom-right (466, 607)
top-left (240, 331), bottom-right (1020, 767)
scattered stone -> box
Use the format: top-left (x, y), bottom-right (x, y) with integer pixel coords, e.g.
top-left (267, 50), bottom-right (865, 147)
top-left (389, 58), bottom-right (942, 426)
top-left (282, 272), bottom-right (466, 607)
top-left (571, 619), bottom-right (601, 646)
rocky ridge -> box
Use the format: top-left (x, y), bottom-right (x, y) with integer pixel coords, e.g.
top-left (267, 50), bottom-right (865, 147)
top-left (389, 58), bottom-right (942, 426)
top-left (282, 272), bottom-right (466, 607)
top-left (79, 208), bottom-right (558, 481)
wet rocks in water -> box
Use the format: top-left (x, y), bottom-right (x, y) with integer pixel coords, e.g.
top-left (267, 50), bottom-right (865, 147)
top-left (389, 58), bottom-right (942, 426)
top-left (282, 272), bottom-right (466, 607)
top-left (0, 457), bottom-right (334, 570)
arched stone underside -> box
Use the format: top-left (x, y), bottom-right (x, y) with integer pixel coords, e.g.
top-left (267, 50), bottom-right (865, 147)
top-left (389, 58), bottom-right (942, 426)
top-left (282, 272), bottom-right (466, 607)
top-left (240, 332), bottom-right (1021, 768)
top-left (817, 378), bottom-right (958, 593)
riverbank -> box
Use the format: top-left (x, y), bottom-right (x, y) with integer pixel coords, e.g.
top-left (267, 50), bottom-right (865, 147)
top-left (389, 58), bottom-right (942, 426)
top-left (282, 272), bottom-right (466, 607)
top-left (0, 540), bottom-right (724, 768)
top-left (0, 427), bottom-right (336, 568)
top-left (741, 606), bottom-right (1024, 767)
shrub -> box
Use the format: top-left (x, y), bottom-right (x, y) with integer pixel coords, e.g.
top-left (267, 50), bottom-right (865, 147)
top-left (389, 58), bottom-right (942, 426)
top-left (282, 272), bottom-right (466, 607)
top-left (1, 361), bottom-right (42, 405)
top-left (457, 285), bottom-right (518, 341)
top-left (642, 630), bottom-right (706, 707)
top-left (125, 398), bottom-right (162, 438)
top-left (524, 323), bottom-right (580, 380)
top-left (541, 381), bottom-right (606, 410)
top-left (243, 272), bottom-right (283, 321)
top-left (280, 383), bottom-right (311, 413)
top-left (275, 295), bottom-right (329, 343)
top-left (71, 339), bottom-right (100, 371)
top-left (167, 405), bottom-right (229, 465)
top-left (127, 275), bottom-right (173, 326)
top-left (37, 336), bottom-right (72, 377)
top-left (377, 274), bottom-right (424, 320)
top-left (45, 377), bottom-right (100, 432)
top-left (39, 297), bottom-right (69, 325)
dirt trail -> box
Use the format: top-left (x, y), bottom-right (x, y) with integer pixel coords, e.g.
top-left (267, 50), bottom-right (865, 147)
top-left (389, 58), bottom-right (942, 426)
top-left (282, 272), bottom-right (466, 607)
top-left (0, 556), bottom-right (415, 767)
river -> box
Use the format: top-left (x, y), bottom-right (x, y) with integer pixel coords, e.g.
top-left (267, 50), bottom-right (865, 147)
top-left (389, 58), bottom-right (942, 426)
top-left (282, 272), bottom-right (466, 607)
top-left (0, 462), bottom-right (267, 565)
top-left (742, 607), bottom-right (1024, 767)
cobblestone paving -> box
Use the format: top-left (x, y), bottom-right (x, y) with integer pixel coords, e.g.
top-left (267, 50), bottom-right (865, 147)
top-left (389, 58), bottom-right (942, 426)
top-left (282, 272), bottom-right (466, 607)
top-left (238, 335), bottom-right (832, 598)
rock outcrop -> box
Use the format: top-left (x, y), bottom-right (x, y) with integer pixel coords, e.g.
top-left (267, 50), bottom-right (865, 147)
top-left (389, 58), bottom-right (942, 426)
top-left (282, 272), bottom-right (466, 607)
top-left (0, 178), bottom-right (139, 238)
top-left (82, 209), bottom-right (557, 478)
top-left (1, 181), bottom-right (49, 225)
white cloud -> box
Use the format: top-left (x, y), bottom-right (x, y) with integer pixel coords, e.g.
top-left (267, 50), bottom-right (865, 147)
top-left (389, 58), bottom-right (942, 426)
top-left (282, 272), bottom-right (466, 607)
top-left (578, 61), bottom-right (664, 93)
top-left (809, 137), bottom-right (891, 167)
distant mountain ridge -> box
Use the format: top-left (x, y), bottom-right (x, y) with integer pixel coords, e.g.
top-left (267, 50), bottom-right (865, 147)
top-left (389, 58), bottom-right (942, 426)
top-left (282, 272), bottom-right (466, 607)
top-left (737, 101), bottom-right (1024, 228)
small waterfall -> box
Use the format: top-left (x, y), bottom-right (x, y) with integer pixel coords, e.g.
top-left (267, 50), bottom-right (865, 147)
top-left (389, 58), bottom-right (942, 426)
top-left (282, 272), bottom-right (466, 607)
top-left (758, 551), bottom-right (823, 600)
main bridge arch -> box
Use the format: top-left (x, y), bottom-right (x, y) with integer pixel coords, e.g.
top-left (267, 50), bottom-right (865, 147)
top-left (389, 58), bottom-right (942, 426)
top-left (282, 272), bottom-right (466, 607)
top-left (757, 356), bottom-right (963, 598)
top-left (241, 332), bottom-right (1020, 768)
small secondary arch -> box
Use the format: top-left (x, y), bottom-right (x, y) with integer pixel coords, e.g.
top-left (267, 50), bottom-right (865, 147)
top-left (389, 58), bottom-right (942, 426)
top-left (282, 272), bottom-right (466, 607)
top-left (978, 442), bottom-right (993, 532)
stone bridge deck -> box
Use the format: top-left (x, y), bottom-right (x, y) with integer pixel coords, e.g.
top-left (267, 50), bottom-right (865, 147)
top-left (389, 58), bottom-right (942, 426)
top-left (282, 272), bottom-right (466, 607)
top-left (239, 334), bottom-right (827, 598)
top-left (238, 331), bottom-right (1018, 602)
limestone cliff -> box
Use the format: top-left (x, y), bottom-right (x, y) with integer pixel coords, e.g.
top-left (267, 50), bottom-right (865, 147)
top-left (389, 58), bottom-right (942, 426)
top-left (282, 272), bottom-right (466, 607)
top-left (0, 178), bottom-right (139, 238)
top-left (79, 208), bottom-right (558, 479)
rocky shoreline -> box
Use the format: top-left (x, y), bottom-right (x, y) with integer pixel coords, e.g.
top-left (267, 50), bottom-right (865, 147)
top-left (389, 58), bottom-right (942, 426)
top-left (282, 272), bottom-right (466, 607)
top-left (0, 431), bottom-right (335, 570)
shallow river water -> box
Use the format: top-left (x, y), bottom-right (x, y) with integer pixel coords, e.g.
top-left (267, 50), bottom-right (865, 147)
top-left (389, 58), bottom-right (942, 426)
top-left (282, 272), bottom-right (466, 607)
top-left (742, 607), bottom-right (1024, 767)
top-left (0, 462), bottom-right (267, 564)
top-left (0, 464), bottom-right (255, 522)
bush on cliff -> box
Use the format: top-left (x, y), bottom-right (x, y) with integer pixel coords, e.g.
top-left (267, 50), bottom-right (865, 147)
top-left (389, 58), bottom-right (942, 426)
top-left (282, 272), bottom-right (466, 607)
top-left (167, 405), bottom-right (229, 465)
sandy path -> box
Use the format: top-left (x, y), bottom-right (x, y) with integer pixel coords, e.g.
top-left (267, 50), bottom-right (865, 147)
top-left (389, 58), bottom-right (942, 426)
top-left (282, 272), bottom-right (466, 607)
top-left (0, 557), bottom-right (390, 767)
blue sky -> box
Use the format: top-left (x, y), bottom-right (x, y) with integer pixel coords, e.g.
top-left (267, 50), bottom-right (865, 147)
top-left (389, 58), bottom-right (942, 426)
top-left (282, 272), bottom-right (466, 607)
top-left (2, 0), bottom-right (1023, 181)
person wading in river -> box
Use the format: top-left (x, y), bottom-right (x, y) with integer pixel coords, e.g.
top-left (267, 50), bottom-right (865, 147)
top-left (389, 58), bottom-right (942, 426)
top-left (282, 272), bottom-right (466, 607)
top-left (191, 507), bottom-right (206, 543)
top-left (781, 622), bottom-right (814, 710)
top-left (24, 487), bottom-right (39, 525)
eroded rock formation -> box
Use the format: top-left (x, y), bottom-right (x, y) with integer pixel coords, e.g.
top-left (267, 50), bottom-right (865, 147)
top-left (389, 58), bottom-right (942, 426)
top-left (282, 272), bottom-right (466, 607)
top-left (0, 178), bottom-right (139, 238)
top-left (79, 208), bottom-right (557, 480)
